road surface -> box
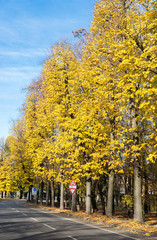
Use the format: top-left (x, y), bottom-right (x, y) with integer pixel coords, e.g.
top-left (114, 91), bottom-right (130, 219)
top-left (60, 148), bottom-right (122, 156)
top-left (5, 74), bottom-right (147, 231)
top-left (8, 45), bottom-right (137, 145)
top-left (0, 199), bottom-right (152, 240)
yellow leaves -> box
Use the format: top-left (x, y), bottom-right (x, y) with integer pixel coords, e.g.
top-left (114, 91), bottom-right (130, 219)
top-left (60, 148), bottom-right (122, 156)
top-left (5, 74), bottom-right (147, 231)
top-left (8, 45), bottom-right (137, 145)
top-left (119, 58), bottom-right (134, 69)
top-left (145, 233), bottom-right (151, 237)
top-left (120, 143), bottom-right (124, 149)
top-left (147, 154), bottom-right (156, 164)
top-left (1, 0), bottom-right (156, 194)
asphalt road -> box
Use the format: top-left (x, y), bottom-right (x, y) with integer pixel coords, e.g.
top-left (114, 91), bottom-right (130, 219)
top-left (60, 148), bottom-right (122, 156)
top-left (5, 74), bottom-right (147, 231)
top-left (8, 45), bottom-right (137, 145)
top-left (0, 199), bottom-right (151, 240)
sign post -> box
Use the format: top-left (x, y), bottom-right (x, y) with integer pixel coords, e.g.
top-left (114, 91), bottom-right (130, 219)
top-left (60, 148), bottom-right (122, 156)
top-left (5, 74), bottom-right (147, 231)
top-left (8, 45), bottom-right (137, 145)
top-left (69, 179), bottom-right (77, 211)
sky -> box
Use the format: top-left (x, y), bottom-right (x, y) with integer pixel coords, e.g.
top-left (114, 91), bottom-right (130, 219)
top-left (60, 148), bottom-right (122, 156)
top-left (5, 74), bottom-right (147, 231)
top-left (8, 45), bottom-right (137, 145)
top-left (0, 0), bottom-right (96, 139)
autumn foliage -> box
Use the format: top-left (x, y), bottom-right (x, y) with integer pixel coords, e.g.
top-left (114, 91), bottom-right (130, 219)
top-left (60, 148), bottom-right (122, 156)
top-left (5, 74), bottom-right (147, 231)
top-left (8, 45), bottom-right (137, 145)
top-left (0, 0), bottom-right (156, 224)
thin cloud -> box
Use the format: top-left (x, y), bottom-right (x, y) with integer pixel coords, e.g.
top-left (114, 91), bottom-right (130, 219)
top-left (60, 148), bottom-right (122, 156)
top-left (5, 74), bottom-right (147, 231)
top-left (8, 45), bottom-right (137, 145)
top-left (0, 66), bottom-right (41, 83)
top-left (16, 16), bottom-right (78, 29)
top-left (0, 49), bottom-right (47, 58)
top-left (0, 15), bottom-right (78, 46)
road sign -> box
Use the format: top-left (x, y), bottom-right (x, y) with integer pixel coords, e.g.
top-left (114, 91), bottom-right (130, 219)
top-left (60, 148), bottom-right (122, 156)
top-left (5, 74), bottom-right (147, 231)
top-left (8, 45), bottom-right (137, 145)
top-left (69, 179), bottom-right (77, 195)
top-left (32, 187), bottom-right (37, 196)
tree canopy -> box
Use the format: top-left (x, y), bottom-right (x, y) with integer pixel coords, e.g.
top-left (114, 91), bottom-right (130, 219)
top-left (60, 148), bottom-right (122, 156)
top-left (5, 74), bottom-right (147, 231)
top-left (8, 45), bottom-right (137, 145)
top-left (0, 0), bottom-right (156, 223)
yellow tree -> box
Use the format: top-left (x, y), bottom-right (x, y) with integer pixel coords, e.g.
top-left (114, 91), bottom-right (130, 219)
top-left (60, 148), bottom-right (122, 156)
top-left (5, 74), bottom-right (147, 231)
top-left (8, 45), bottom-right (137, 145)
top-left (41, 41), bottom-right (79, 208)
top-left (78, 0), bottom-right (156, 221)
top-left (0, 137), bottom-right (13, 196)
top-left (103, 0), bottom-right (157, 222)
top-left (7, 119), bottom-right (32, 198)
top-left (24, 78), bottom-right (51, 203)
top-left (77, 0), bottom-right (126, 215)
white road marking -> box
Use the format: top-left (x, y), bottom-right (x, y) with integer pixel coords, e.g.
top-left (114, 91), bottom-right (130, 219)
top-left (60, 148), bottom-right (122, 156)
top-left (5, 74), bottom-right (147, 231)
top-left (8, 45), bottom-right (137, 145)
top-left (63, 217), bottom-right (140, 240)
top-left (28, 207), bottom-right (139, 240)
top-left (15, 210), bottom-right (20, 212)
top-left (65, 218), bottom-right (75, 221)
top-left (53, 216), bottom-right (140, 240)
top-left (31, 217), bottom-right (39, 222)
top-left (68, 236), bottom-right (78, 240)
top-left (30, 208), bottom-right (58, 214)
top-left (22, 213), bottom-right (28, 216)
top-left (42, 211), bottom-right (53, 214)
top-left (43, 224), bottom-right (56, 230)
top-left (82, 223), bottom-right (140, 240)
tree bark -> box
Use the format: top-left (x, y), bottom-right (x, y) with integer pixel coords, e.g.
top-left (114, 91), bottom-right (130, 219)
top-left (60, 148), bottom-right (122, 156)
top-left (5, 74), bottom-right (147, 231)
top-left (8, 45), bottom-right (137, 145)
top-left (114, 175), bottom-right (120, 208)
top-left (130, 98), bottom-right (143, 223)
top-left (20, 189), bottom-right (23, 199)
top-left (106, 169), bottom-right (114, 217)
top-left (71, 190), bottom-right (77, 212)
top-left (143, 161), bottom-right (149, 214)
top-left (98, 180), bottom-right (106, 215)
top-left (46, 181), bottom-right (50, 206)
top-left (134, 161), bottom-right (143, 222)
top-left (50, 180), bottom-right (55, 208)
top-left (40, 181), bottom-right (44, 205)
top-left (27, 187), bottom-right (31, 202)
top-left (86, 175), bottom-right (91, 214)
top-left (91, 180), bottom-right (97, 212)
top-left (57, 184), bottom-right (60, 203)
top-left (35, 183), bottom-right (39, 204)
top-left (60, 182), bottom-right (64, 209)
top-left (106, 130), bottom-right (115, 217)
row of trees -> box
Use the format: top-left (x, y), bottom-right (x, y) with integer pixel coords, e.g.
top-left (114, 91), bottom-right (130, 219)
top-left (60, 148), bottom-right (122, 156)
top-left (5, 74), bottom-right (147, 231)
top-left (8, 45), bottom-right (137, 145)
top-left (0, 0), bottom-right (156, 223)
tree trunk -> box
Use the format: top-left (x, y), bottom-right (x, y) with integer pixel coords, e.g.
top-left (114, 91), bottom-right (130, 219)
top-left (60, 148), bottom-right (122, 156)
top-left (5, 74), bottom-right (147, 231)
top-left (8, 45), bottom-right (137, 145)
top-left (40, 181), bottom-right (44, 205)
top-left (91, 180), bottom-right (97, 212)
top-left (144, 163), bottom-right (149, 214)
top-left (35, 183), bottom-right (40, 204)
top-left (98, 181), bottom-right (106, 215)
top-left (71, 191), bottom-right (77, 212)
top-left (60, 182), bottom-right (64, 210)
top-left (86, 175), bottom-right (91, 214)
top-left (46, 181), bottom-right (50, 206)
top-left (134, 162), bottom-right (143, 222)
top-left (106, 130), bottom-right (115, 217)
top-left (128, 176), bottom-right (132, 195)
top-left (27, 187), bottom-right (31, 202)
top-left (50, 180), bottom-right (55, 208)
top-left (20, 190), bottom-right (23, 199)
top-left (1, 191), bottom-right (3, 198)
top-left (57, 184), bottom-right (60, 203)
top-left (130, 98), bottom-right (143, 223)
top-left (106, 169), bottom-right (114, 217)
top-left (114, 175), bottom-right (120, 208)
top-left (64, 187), bottom-right (68, 208)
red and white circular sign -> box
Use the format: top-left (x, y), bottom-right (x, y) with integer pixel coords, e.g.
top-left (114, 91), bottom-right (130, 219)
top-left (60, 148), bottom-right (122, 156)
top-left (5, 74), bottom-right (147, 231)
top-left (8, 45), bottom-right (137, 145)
top-left (69, 179), bottom-right (77, 195)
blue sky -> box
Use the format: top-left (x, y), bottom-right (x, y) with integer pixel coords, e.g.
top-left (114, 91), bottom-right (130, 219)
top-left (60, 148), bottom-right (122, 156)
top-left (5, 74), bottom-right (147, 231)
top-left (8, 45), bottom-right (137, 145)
top-left (0, 0), bottom-right (96, 139)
